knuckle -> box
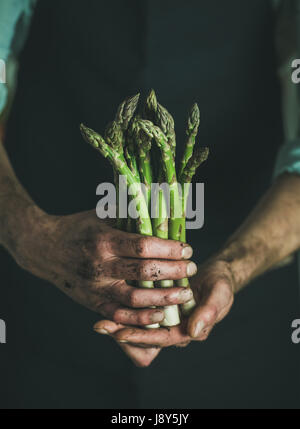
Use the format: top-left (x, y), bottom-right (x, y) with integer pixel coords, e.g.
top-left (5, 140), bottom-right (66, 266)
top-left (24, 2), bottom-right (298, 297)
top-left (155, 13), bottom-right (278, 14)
top-left (134, 237), bottom-right (150, 257)
top-left (137, 312), bottom-right (149, 325)
top-left (136, 260), bottom-right (150, 279)
top-left (128, 289), bottom-right (140, 307)
top-left (76, 232), bottom-right (99, 256)
top-left (96, 232), bottom-right (111, 253)
top-left (139, 261), bottom-right (161, 281)
top-left (112, 308), bottom-right (123, 323)
top-left (76, 258), bottom-right (104, 281)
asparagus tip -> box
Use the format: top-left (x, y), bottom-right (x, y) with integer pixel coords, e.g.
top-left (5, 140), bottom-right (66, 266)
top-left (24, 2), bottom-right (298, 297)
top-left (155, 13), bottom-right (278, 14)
top-left (190, 103), bottom-right (200, 121)
top-left (193, 146), bottom-right (210, 164)
top-left (80, 123), bottom-right (102, 148)
top-left (147, 89), bottom-right (158, 109)
top-left (127, 92), bottom-right (140, 107)
top-left (115, 93), bottom-right (140, 130)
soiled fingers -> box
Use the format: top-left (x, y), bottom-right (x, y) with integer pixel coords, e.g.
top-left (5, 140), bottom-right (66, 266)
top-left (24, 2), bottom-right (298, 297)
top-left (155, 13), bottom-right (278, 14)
top-left (98, 302), bottom-right (165, 326)
top-left (104, 258), bottom-right (197, 281)
top-left (112, 325), bottom-right (191, 348)
top-left (107, 281), bottom-right (194, 308)
top-left (108, 231), bottom-right (193, 260)
top-left (93, 320), bottom-right (161, 367)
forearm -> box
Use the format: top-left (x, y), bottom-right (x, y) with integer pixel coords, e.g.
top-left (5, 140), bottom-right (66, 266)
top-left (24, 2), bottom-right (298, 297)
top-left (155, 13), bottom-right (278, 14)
top-left (215, 173), bottom-right (300, 292)
top-left (0, 138), bottom-right (41, 257)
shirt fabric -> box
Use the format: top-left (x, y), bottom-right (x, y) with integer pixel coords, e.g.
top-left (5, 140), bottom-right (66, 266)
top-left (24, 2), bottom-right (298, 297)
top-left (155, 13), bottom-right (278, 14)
top-left (0, 0), bottom-right (35, 114)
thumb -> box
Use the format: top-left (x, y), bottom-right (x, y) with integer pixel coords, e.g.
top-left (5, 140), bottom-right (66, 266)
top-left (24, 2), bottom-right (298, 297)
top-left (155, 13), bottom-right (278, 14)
top-left (187, 279), bottom-right (233, 338)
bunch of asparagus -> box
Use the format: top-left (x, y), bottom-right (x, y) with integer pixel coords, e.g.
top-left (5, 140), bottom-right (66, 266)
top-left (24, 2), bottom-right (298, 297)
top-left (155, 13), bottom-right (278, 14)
top-left (80, 90), bottom-right (209, 328)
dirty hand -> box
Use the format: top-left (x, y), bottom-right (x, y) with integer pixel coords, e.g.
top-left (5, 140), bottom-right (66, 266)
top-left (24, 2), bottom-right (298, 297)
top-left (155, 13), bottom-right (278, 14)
top-left (13, 207), bottom-right (195, 329)
top-left (94, 260), bottom-right (234, 356)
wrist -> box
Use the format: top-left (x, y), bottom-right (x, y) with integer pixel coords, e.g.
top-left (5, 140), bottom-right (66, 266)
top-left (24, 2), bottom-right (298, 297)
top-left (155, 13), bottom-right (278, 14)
top-left (0, 196), bottom-right (48, 263)
top-left (213, 237), bottom-right (264, 293)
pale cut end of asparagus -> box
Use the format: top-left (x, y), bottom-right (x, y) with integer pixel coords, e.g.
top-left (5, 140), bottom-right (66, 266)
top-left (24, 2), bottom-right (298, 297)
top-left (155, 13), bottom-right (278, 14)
top-left (146, 323), bottom-right (160, 329)
top-left (180, 296), bottom-right (197, 316)
top-left (155, 279), bottom-right (181, 326)
top-left (139, 280), bottom-right (155, 288)
top-left (138, 280), bottom-right (160, 328)
top-left (159, 280), bottom-right (174, 287)
top-left (160, 305), bottom-right (181, 327)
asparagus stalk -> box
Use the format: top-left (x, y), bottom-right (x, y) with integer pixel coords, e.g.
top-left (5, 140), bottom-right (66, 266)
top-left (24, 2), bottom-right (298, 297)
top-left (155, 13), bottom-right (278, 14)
top-left (179, 147), bottom-right (209, 212)
top-left (133, 117), bottom-right (180, 326)
top-left (143, 91), bottom-right (181, 324)
top-left (105, 94), bottom-right (140, 230)
top-left (113, 95), bottom-right (162, 327)
top-left (177, 147), bottom-right (209, 314)
top-left (81, 124), bottom-right (160, 328)
top-left (105, 121), bottom-right (125, 230)
top-left (81, 126), bottom-right (154, 276)
top-left (178, 103), bottom-right (200, 179)
top-left (138, 119), bottom-right (184, 326)
top-left (173, 104), bottom-right (200, 314)
top-left (145, 123), bottom-right (184, 239)
top-left (133, 121), bottom-right (153, 209)
top-left (82, 90), bottom-right (208, 327)
top-left (144, 89), bottom-right (176, 159)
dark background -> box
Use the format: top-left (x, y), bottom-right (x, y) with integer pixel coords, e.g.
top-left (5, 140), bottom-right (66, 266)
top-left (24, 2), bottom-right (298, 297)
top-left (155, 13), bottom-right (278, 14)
top-left (0, 0), bottom-right (299, 409)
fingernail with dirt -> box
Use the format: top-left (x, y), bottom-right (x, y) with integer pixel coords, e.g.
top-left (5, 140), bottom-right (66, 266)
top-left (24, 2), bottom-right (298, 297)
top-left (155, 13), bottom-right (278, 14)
top-left (94, 328), bottom-right (109, 335)
top-left (182, 245), bottom-right (193, 259)
top-left (187, 261), bottom-right (197, 276)
top-left (151, 310), bottom-right (165, 323)
top-left (179, 288), bottom-right (193, 301)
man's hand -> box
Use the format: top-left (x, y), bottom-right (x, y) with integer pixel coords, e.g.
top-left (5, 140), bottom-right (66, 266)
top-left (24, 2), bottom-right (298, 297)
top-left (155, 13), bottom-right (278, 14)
top-left (94, 174), bottom-right (300, 359)
top-left (94, 259), bottom-right (234, 352)
top-left (12, 208), bottom-right (196, 326)
top-left (0, 140), bottom-right (197, 367)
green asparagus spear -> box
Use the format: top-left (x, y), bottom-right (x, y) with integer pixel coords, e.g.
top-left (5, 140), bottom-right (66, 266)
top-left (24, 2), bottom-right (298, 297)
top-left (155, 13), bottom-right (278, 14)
top-left (178, 147), bottom-right (209, 314)
top-left (80, 124), bottom-right (153, 264)
top-left (143, 123), bottom-right (184, 239)
top-left (105, 94), bottom-right (140, 229)
top-left (115, 93), bottom-right (140, 131)
top-left (180, 146), bottom-right (209, 215)
top-left (133, 121), bottom-right (153, 209)
top-left (80, 123), bottom-right (153, 234)
top-left (138, 120), bottom-right (184, 326)
top-left (178, 103), bottom-right (200, 178)
top-left (144, 89), bottom-right (176, 158)
top-left (81, 123), bottom-right (160, 328)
